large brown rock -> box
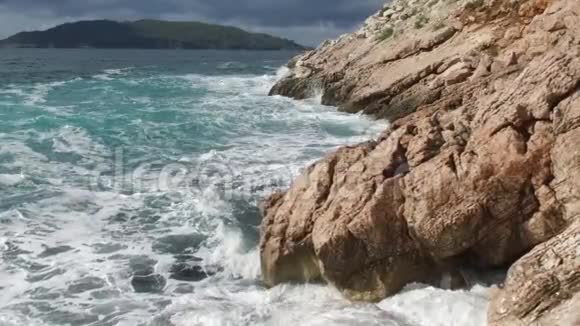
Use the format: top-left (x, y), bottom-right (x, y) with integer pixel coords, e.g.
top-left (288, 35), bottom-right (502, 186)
top-left (261, 0), bottom-right (580, 323)
top-left (488, 220), bottom-right (580, 326)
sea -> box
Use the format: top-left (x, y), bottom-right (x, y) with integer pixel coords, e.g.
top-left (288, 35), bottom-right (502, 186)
top-left (0, 49), bottom-right (488, 326)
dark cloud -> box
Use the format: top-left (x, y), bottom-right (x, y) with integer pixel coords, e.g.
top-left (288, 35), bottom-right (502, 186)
top-left (0, 0), bottom-right (385, 45)
top-left (0, 0), bottom-right (382, 27)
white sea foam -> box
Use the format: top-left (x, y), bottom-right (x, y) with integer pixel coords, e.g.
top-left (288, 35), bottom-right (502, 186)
top-left (0, 63), bottom-right (490, 326)
top-left (181, 73), bottom-right (279, 96)
top-left (0, 79), bottom-right (79, 117)
top-left (94, 67), bottom-right (134, 80)
top-left (103, 68), bottom-right (126, 75)
top-left (158, 69), bottom-right (488, 326)
top-left (0, 174), bottom-right (24, 186)
top-left (25, 80), bottom-right (75, 106)
top-left (275, 66), bottom-right (290, 80)
top-left (195, 222), bottom-right (261, 280)
top-left (0, 313), bottom-right (49, 326)
top-left (378, 284), bottom-right (489, 326)
top-left (0, 88), bottom-right (27, 97)
top-left (93, 73), bottom-right (114, 81)
top-left (166, 281), bottom-right (489, 326)
top-left (50, 125), bottom-right (110, 158)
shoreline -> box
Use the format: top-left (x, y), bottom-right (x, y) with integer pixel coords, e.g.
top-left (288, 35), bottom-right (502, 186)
top-left (0, 52), bottom-right (399, 325)
top-left (260, 0), bottom-right (580, 324)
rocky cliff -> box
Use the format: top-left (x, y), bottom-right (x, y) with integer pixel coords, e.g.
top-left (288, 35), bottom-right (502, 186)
top-left (260, 0), bottom-right (580, 324)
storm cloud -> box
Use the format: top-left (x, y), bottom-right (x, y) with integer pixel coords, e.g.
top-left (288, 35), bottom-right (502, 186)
top-left (0, 0), bottom-right (386, 45)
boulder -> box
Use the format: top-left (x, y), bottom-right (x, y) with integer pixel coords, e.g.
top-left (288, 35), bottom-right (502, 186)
top-left (488, 220), bottom-right (580, 325)
top-left (262, 0), bottom-right (580, 323)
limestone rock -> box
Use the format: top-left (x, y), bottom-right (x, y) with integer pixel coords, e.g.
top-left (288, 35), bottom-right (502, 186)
top-left (262, 0), bottom-right (580, 323)
top-left (383, 9), bottom-right (397, 18)
top-left (488, 220), bottom-right (580, 325)
top-left (441, 62), bottom-right (473, 84)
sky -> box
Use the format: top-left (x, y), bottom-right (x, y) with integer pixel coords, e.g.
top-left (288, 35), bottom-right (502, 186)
top-left (0, 0), bottom-right (386, 46)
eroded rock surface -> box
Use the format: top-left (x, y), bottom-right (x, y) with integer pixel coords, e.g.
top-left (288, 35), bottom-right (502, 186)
top-left (261, 0), bottom-right (580, 324)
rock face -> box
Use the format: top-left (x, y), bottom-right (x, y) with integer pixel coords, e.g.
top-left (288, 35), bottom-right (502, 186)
top-left (489, 220), bottom-right (580, 325)
top-left (260, 0), bottom-right (580, 324)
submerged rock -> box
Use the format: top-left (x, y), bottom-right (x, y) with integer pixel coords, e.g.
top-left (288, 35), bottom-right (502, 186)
top-left (128, 255), bottom-right (157, 276)
top-left (152, 233), bottom-right (205, 255)
top-left (127, 255), bottom-right (167, 293)
top-left (67, 277), bottom-right (107, 294)
top-left (169, 254), bottom-right (222, 282)
top-left (131, 274), bottom-right (166, 293)
top-left (38, 245), bottom-right (74, 258)
top-left (261, 0), bottom-right (580, 323)
top-left (169, 263), bottom-right (209, 282)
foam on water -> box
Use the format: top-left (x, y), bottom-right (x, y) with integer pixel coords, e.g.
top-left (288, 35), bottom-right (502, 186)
top-left (94, 68), bottom-right (134, 81)
top-left (50, 125), bottom-right (111, 158)
top-left (0, 52), bottom-right (490, 326)
top-left (0, 174), bottom-right (24, 186)
top-left (378, 284), bottom-right (489, 326)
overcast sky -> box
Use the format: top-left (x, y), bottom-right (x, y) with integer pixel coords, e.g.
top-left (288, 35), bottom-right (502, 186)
top-left (0, 0), bottom-right (386, 46)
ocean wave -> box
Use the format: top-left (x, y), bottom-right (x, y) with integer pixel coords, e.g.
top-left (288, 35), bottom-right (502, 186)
top-left (180, 73), bottom-right (279, 96)
top-left (0, 174), bottom-right (24, 186)
top-left (50, 125), bottom-right (110, 158)
top-left (378, 284), bottom-right (489, 326)
top-left (0, 57), bottom-right (487, 326)
top-left (0, 78), bottom-right (81, 114)
top-left (93, 67), bottom-right (134, 81)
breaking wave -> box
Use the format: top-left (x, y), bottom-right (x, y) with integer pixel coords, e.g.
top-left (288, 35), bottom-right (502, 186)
top-left (0, 50), bottom-right (488, 326)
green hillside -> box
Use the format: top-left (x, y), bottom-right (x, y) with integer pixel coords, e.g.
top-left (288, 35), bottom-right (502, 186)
top-left (0, 19), bottom-right (306, 50)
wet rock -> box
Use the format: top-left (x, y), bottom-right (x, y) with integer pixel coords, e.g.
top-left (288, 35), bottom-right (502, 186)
top-left (169, 263), bottom-right (209, 282)
top-left (2, 241), bottom-right (32, 256)
top-left (127, 256), bottom-right (168, 293)
top-left (169, 254), bottom-right (223, 282)
top-left (286, 54), bottom-right (303, 69)
top-left (90, 289), bottom-right (121, 300)
top-left (92, 242), bottom-right (127, 254)
top-left (44, 311), bottom-right (99, 326)
top-left (131, 274), bottom-right (166, 293)
top-left (152, 233), bottom-right (205, 255)
top-left (38, 245), bottom-right (73, 258)
top-left (67, 277), bottom-right (107, 294)
top-left (173, 284), bottom-right (195, 294)
top-left (28, 287), bottom-right (61, 300)
top-left (26, 268), bottom-right (65, 283)
top-left (128, 255), bottom-right (157, 276)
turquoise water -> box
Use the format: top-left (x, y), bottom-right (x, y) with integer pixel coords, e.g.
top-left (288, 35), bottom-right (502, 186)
top-left (0, 49), bottom-right (487, 326)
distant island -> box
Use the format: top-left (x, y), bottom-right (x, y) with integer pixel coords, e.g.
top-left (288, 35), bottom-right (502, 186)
top-left (0, 19), bottom-right (307, 50)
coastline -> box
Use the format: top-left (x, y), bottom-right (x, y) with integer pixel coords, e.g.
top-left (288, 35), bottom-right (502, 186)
top-left (260, 0), bottom-right (580, 325)
top-left (0, 51), bottom-right (399, 325)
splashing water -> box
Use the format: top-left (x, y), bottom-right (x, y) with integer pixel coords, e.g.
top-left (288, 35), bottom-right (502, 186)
top-left (0, 49), bottom-right (489, 326)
